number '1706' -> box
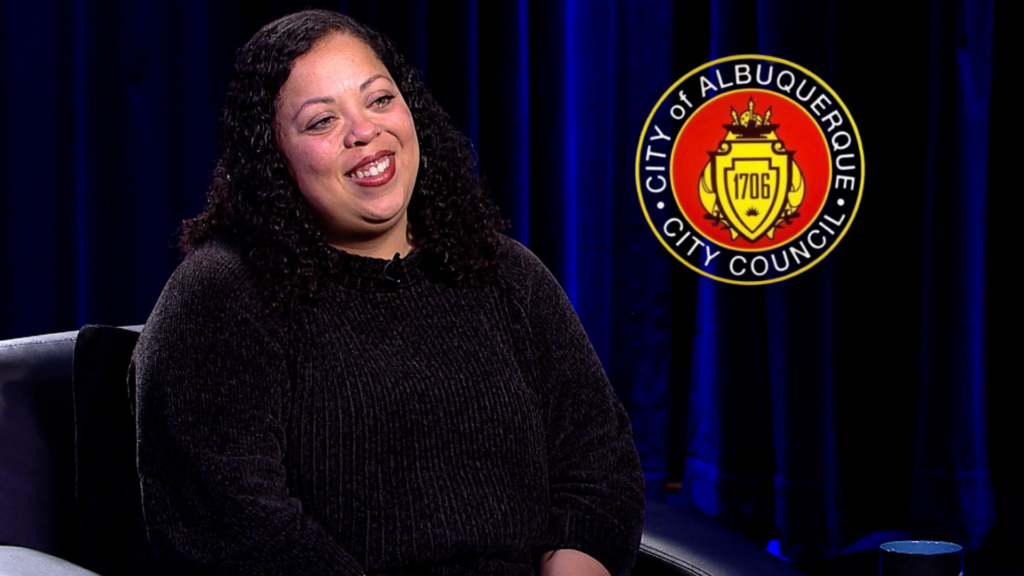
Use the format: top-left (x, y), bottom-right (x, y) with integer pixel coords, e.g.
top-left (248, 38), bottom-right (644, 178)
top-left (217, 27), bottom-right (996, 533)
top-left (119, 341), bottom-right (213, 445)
top-left (733, 172), bottom-right (772, 199)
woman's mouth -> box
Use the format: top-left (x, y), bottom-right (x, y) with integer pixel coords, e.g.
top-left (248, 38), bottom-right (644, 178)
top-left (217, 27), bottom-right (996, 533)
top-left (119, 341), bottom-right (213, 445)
top-left (346, 153), bottom-right (395, 187)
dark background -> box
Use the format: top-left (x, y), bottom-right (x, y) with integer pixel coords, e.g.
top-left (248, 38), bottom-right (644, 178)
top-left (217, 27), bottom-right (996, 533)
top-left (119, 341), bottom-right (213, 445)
top-left (1, 0), bottom-right (1015, 573)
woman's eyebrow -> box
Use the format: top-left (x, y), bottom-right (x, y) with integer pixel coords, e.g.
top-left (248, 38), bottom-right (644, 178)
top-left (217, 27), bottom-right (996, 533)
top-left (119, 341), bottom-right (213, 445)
top-left (293, 96), bottom-right (334, 121)
top-left (360, 74), bottom-right (392, 92)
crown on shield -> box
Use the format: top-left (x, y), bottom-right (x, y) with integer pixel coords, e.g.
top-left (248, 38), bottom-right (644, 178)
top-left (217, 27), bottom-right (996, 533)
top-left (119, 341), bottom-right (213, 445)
top-left (698, 97), bottom-right (807, 242)
top-left (726, 98), bottom-right (777, 138)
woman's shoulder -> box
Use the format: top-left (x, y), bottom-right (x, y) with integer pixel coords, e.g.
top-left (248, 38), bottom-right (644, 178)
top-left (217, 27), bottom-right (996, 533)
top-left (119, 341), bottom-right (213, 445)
top-left (166, 237), bottom-right (266, 297)
top-left (494, 234), bottom-right (549, 280)
top-left (493, 234), bottom-right (565, 303)
top-left (138, 236), bottom-right (287, 357)
top-left (153, 236), bottom-right (268, 318)
top-left (173, 236), bottom-right (252, 283)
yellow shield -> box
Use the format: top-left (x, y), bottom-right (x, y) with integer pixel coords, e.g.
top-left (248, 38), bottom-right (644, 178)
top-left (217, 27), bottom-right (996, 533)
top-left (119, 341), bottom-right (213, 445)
top-left (710, 140), bottom-right (794, 242)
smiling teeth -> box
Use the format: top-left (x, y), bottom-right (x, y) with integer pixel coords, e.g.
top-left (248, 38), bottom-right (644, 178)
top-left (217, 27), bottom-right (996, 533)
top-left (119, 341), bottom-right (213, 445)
top-left (352, 156), bottom-right (390, 179)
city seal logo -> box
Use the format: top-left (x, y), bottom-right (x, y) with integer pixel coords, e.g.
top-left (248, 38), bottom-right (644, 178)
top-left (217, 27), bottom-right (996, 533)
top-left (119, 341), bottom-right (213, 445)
top-left (636, 55), bottom-right (863, 284)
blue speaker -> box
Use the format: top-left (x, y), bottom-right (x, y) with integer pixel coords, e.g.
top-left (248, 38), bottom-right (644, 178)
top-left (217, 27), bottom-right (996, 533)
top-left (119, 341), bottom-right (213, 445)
top-left (880, 541), bottom-right (963, 576)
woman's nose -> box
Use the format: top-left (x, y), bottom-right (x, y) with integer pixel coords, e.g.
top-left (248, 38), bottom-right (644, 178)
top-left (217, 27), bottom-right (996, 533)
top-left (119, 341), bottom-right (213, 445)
top-left (344, 114), bottom-right (380, 148)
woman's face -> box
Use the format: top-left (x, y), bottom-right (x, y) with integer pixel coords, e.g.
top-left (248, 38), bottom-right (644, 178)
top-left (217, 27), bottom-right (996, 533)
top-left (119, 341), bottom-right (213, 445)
top-left (275, 33), bottom-right (420, 256)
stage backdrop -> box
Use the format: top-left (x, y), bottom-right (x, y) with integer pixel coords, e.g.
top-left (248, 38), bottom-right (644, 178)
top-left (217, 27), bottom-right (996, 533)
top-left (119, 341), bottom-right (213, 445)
top-left (1, 0), bottom-right (1015, 568)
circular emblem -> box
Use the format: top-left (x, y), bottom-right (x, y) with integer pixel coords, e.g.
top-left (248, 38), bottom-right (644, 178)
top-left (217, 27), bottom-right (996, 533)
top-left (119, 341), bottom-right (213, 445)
top-left (636, 55), bottom-right (864, 284)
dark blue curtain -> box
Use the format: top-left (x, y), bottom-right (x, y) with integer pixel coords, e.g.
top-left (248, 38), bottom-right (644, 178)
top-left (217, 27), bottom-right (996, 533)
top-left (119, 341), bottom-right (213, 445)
top-left (913, 0), bottom-right (995, 552)
top-left (1, 0), bottom-right (1012, 569)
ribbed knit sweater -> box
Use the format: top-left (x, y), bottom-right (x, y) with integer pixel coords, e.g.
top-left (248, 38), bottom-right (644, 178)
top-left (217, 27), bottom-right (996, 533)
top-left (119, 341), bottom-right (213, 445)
top-left (132, 236), bottom-right (644, 576)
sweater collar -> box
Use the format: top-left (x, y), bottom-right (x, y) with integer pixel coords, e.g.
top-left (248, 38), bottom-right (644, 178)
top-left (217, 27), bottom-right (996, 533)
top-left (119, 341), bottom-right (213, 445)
top-left (325, 245), bottom-right (426, 292)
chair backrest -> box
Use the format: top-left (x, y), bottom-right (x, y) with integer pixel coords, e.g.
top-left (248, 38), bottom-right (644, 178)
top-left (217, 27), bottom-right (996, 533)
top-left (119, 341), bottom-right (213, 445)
top-left (72, 325), bottom-right (151, 575)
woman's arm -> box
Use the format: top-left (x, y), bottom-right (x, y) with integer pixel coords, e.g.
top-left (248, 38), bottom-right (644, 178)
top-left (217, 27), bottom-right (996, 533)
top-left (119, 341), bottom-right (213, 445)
top-left (507, 240), bottom-right (645, 576)
top-left (134, 243), bottom-right (364, 575)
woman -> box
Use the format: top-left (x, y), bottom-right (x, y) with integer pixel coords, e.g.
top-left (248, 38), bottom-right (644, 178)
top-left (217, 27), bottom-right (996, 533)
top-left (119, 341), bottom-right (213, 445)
top-left (133, 9), bottom-right (644, 576)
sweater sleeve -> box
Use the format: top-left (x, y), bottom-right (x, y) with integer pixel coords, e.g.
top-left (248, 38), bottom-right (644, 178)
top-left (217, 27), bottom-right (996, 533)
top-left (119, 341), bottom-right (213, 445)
top-left (509, 242), bottom-right (645, 576)
top-left (133, 244), bottom-right (365, 576)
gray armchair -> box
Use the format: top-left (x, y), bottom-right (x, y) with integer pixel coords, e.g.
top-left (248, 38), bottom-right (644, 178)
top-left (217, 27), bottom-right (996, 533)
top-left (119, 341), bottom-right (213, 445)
top-left (0, 326), bottom-right (803, 576)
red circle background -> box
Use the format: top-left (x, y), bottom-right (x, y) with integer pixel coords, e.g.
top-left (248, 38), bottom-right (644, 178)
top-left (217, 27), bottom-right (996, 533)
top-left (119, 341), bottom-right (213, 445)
top-left (671, 90), bottom-right (831, 249)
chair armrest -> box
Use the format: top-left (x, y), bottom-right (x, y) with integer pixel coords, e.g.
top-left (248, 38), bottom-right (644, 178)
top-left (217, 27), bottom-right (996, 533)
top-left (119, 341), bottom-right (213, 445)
top-left (637, 499), bottom-right (805, 576)
top-left (0, 546), bottom-right (100, 576)
top-left (0, 331), bottom-right (80, 556)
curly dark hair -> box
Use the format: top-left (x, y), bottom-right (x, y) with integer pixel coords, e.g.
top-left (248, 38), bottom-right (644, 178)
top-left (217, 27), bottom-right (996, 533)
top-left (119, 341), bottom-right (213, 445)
top-left (181, 9), bottom-right (505, 306)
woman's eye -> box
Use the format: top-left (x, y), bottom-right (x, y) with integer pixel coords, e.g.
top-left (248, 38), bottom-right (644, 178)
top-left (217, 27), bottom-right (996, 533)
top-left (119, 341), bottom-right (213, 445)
top-left (307, 116), bottom-right (335, 131)
top-left (371, 95), bottom-right (394, 108)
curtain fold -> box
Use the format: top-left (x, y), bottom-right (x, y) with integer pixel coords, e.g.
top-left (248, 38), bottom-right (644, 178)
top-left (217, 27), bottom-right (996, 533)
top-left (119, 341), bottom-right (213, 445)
top-left (679, 280), bottom-right (774, 540)
top-left (911, 0), bottom-right (995, 550)
top-left (758, 0), bottom-right (843, 562)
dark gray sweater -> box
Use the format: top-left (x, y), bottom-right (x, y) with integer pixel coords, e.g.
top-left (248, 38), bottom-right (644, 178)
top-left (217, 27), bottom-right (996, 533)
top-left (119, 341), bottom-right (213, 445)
top-left (133, 236), bottom-right (644, 576)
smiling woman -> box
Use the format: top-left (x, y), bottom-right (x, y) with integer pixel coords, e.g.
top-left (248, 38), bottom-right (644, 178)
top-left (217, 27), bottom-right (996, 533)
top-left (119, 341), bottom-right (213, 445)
top-left (131, 9), bottom-right (644, 576)
top-left (177, 9), bottom-right (504, 305)
top-left (274, 34), bottom-right (420, 258)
